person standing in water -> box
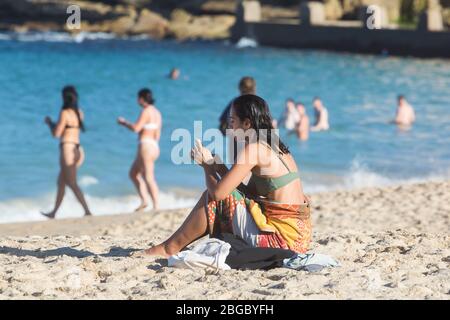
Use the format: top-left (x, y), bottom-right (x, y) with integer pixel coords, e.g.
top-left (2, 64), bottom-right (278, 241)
top-left (42, 86), bottom-right (92, 219)
top-left (311, 97), bottom-right (329, 132)
top-left (394, 95), bottom-right (415, 127)
top-left (219, 76), bottom-right (256, 135)
top-left (117, 88), bottom-right (162, 211)
top-left (278, 98), bottom-right (300, 133)
top-left (296, 102), bottom-right (310, 141)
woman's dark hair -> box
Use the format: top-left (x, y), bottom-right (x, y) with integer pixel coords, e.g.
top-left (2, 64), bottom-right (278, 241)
top-left (232, 94), bottom-right (290, 154)
top-left (62, 85), bottom-right (85, 132)
top-left (138, 88), bottom-right (155, 105)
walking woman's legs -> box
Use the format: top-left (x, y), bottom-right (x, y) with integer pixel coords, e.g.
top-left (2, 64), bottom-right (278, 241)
top-left (61, 144), bottom-right (92, 216)
top-left (63, 164), bottom-right (92, 216)
top-left (138, 191), bottom-right (209, 257)
top-left (129, 156), bottom-right (149, 211)
top-left (140, 143), bottom-right (160, 210)
top-left (141, 159), bottom-right (159, 210)
top-left (41, 172), bottom-right (65, 219)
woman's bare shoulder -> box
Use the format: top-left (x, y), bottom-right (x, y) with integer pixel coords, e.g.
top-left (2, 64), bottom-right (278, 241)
top-left (59, 109), bottom-right (70, 119)
top-left (151, 106), bottom-right (162, 121)
top-left (152, 105), bottom-right (161, 115)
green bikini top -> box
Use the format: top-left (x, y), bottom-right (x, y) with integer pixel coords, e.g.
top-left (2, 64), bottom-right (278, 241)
top-left (247, 153), bottom-right (300, 196)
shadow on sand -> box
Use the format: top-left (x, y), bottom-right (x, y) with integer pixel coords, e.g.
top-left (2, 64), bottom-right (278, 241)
top-left (0, 246), bottom-right (140, 259)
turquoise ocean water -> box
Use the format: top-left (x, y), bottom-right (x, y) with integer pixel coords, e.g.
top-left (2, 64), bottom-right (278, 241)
top-left (0, 32), bottom-right (449, 223)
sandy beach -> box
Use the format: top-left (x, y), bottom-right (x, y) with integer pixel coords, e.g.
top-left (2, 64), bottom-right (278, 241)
top-left (0, 180), bottom-right (449, 300)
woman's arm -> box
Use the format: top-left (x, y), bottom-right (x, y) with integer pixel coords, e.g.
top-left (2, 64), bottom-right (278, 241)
top-left (203, 164), bottom-right (221, 197)
top-left (46, 111), bottom-right (66, 138)
top-left (192, 140), bottom-right (256, 201)
top-left (206, 153), bottom-right (228, 178)
top-left (214, 162), bottom-right (229, 178)
top-left (204, 145), bottom-right (256, 201)
top-left (45, 116), bottom-right (55, 133)
top-left (117, 109), bottom-right (149, 133)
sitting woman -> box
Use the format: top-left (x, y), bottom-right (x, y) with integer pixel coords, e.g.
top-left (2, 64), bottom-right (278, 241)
top-left (138, 94), bottom-right (311, 257)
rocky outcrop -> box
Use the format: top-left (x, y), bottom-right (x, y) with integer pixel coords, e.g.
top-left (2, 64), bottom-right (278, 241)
top-left (0, 0), bottom-right (236, 40)
top-left (168, 9), bottom-right (235, 40)
top-left (76, 6), bottom-right (169, 38)
top-left (129, 9), bottom-right (168, 38)
top-left (444, 8), bottom-right (450, 27)
top-left (201, 0), bottom-right (237, 14)
top-left (324, 0), bottom-right (344, 20)
top-left (0, 0), bottom-right (448, 38)
top-left (0, 0), bottom-right (124, 22)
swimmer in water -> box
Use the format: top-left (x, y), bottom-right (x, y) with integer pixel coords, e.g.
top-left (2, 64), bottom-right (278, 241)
top-left (169, 68), bottom-right (180, 80)
top-left (311, 97), bottom-right (329, 132)
top-left (296, 102), bottom-right (309, 141)
top-left (393, 95), bottom-right (415, 127)
top-left (278, 98), bottom-right (300, 133)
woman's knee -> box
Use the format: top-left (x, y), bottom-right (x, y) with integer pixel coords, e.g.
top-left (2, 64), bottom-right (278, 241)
top-left (64, 176), bottom-right (79, 190)
top-left (129, 164), bottom-right (141, 180)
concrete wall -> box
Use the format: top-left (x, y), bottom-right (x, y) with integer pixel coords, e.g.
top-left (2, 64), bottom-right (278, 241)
top-left (231, 22), bottom-right (450, 58)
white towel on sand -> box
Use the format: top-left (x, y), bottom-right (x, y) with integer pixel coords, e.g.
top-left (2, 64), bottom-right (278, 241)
top-left (168, 238), bottom-right (231, 271)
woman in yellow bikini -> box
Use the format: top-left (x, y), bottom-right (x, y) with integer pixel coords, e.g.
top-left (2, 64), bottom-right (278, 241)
top-left (42, 85), bottom-right (92, 218)
top-left (118, 88), bottom-right (162, 211)
top-left (135, 94), bottom-right (311, 257)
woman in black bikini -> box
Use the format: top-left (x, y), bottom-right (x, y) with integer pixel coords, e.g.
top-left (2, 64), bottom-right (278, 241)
top-left (42, 85), bottom-right (92, 219)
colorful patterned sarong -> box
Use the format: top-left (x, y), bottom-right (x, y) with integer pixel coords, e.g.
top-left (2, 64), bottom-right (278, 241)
top-left (206, 189), bottom-right (312, 254)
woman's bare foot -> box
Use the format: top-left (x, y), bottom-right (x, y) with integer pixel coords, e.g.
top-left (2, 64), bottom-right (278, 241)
top-left (84, 212), bottom-right (93, 217)
top-left (41, 211), bottom-right (55, 219)
top-left (134, 203), bottom-right (148, 212)
top-left (131, 244), bottom-right (171, 258)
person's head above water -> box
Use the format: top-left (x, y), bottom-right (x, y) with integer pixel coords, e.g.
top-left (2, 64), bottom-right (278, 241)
top-left (138, 88), bottom-right (155, 107)
top-left (238, 76), bottom-right (256, 95)
top-left (313, 96), bottom-right (323, 109)
top-left (285, 98), bottom-right (296, 111)
top-left (230, 94), bottom-right (289, 154)
top-left (296, 102), bottom-right (306, 115)
top-left (397, 94), bottom-right (406, 105)
top-left (169, 68), bottom-right (180, 80)
top-left (62, 85), bottom-right (84, 131)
